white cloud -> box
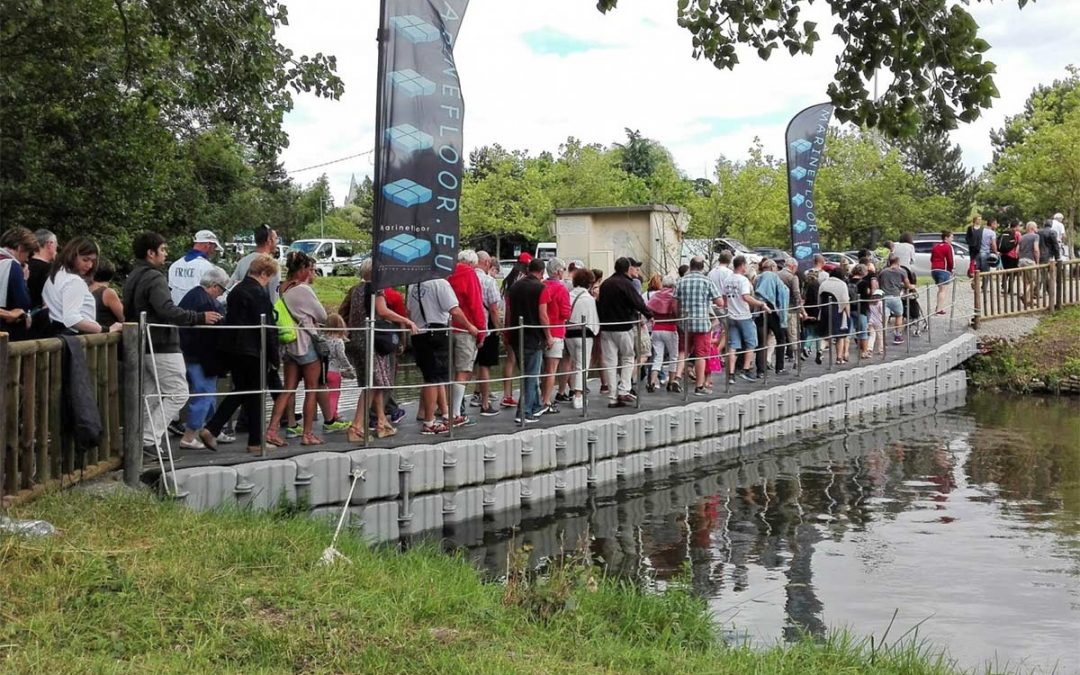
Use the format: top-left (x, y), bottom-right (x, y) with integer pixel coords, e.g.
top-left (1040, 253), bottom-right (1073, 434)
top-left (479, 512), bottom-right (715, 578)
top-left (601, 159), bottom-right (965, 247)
top-left (279, 0), bottom-right (1080, 202)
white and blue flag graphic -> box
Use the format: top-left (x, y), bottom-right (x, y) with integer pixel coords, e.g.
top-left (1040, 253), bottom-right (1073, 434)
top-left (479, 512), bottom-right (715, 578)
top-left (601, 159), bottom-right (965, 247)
top-left (784, 103), bottom-right (834, 271)
top-left (373, 0), bottom-right (469, 289)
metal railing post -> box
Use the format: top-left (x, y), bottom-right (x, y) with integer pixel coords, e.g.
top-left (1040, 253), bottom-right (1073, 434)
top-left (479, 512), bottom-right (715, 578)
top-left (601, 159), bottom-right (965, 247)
top-left (905, 295), bottom-right (912, 353)
top-left (634, 322), bottom-right (641, 409)
top-left (795, 314), bottom-right (802, 378)
top-left (580, 331), bottom-right (588, 418)
top-left (447, 324), bottom-right (455, 439)
top-left (121, 323), bottom-right (141, 487)
top-left (517, 316), bottom-right (525, 427)
top-left (972, 270), bottom-right (982, 329)
top-left (0, 332), bottom-right (8, 499)
top-left (925, 286), bottom-right (932, 343)
top-left (366, 306), bottom-right (375, 447)
top-left (682, 324), bottom-right (690, 402)
top-left (259, 314), bottom-right (268, 458)
top-left (949, 275), bottom-right (957, 332)
top-left (827, 301), bottom-right (834, 371)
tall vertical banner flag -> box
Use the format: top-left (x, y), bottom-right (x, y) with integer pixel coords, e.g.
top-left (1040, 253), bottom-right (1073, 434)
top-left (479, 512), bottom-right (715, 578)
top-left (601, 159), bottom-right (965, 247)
top-left (785, 103), bottom-right (834, 272)
top-left (372, 0), bottom-right (469, 289)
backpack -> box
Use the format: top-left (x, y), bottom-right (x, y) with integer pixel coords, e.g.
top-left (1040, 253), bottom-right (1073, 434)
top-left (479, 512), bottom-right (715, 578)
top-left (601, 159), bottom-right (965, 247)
top-left (646, 289), bottom-right (677, 317)
top-left (998, 231), bottom-right (1017, 254)
top-left (274, 295), bottom-right (298, 344)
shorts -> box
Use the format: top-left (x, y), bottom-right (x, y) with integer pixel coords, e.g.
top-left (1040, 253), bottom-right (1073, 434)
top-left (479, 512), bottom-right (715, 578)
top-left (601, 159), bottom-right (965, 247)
top-left (545, 337), bottom-right (565, 359)
top-left (688, 331), bottom-right (712, 358)
top-left (931, 270), bottom-right (952, 285)
top-left (884, 296), bottom-right (904, 319)
top-left (452, 332), bottom-right (478, 373)
top-left (413, 330), bottom-right (450, 384)
top-left (726, 318), bottom-right (758, 351)
top-left (854, 313), bottom-right (869, 340)
top-left (477, 331), bottom-right (500, 368)
top-left (284, 342), bottom-right (319, 366)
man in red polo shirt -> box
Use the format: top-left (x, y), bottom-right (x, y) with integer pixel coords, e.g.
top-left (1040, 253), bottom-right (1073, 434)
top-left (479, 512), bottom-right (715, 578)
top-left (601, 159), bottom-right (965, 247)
top-left (447, 249), bottom-right (486, 426)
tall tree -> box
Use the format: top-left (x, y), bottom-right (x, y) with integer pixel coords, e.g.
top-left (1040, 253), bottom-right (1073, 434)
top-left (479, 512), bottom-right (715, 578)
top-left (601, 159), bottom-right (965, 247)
top-left (896, 127), bottom-right (974, 223)
top-left (596, 0), bottom-right (1028, 137)
top-left (0, 0), bottom-right (342, 255)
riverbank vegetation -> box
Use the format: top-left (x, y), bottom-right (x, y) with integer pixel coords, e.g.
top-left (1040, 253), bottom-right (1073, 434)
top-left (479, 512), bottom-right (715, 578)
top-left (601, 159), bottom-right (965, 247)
top-left (968, 306), bottom-right (1080, 393)
top-left (1, 491), bottom-right (962, 674)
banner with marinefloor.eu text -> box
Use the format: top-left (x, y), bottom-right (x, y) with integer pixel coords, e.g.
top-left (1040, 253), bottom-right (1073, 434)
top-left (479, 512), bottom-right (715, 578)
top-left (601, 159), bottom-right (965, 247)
top-left (785, 102), bottom-right (834, 272)
top-left (372, 0), bottom-right (469, 289)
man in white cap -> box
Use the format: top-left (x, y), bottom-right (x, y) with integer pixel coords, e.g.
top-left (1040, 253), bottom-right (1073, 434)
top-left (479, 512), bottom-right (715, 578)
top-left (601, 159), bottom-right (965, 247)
top-left (169, 229), bottom-right (221, 305)
top-left (1051, 213), bottom-right (1069, 259)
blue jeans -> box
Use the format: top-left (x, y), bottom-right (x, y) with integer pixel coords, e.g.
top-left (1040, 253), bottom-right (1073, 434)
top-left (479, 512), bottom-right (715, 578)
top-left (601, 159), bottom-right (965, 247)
top-left (185, 363), bottom-right (217, 431)
top-left (521, 347), bottom-right (543, 417)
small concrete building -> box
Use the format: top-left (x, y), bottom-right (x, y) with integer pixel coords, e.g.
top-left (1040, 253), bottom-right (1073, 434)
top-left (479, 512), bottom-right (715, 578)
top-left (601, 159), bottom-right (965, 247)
top-left (553, 204), bottom-right (688, 278)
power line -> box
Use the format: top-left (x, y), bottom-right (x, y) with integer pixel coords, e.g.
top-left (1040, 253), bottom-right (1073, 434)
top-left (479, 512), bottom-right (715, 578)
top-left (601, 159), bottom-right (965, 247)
top-left (289, 149), bottom-right (375, 174)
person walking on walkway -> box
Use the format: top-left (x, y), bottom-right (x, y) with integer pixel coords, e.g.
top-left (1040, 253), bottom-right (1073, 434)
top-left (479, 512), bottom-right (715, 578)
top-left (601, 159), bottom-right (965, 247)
top-left (168, 230), bottom-right (221, 305)
top-left (930, 231), bottom-right (955, 314)
top-left (473, 251), bottom-right (503, 416)
top-left (965, 215), bottom-right (985, 277)
top-left (341, 258), bottom-right (418, 440)
top-left (1018, 222), bottom-right (1040, 307)
top-left (201, 254), bottom-right (279, 454)
top-left (645, 274), bottom-right (679, 393)
top-left (819, 268), bottom-right (851, 364)
top-left (123, 232), bottom-right (221, 457)
top-left (879, 255), bottom-right (914, 345)
top-left (265, 252), bottom-right (328, 448)
top-left (753, 258), bottom-right (788, 376)
top-left (675, 257), bottom-right (724, 395)
top-left (175, 266), bottom-right (229, 450)
top-left (506, 259), bottom-right (547, 423)
top-left (723, 255), bottom-right (767, 385)
top-left (598, 257), bottom-right (653, 407)
top-left (410, 275), bottom-right (478, 434)
top-left (231, 224), bottom-right (281, 302)
top-left (539, 257), bottom-right (571, 413)
top-left (565, 268), bottom-right (599, 409)
top-left (447, 250), bottom-right (486, 426)
top-left (777, 258), bottom-right (803, 361)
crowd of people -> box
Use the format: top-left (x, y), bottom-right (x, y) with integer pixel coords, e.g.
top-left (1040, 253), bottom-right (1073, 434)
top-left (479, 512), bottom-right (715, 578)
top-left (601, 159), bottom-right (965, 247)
top-left (1, 214), bottom-right (1073, 452)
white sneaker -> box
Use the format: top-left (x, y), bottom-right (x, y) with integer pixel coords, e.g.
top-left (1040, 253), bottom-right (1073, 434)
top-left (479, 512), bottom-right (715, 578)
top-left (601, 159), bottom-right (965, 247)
top-left (572, 394), bottom-right (583, 409)
top-left (216, 431), bottom-right (237, 444)
top-left (179, 438), bottom-right (206, 450)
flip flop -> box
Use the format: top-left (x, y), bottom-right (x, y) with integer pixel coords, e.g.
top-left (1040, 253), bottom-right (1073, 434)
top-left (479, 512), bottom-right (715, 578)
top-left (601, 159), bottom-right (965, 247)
top-left (301, 434), bottom-right (325, 446)
top-left (264, 433), bottom-right (287, 448)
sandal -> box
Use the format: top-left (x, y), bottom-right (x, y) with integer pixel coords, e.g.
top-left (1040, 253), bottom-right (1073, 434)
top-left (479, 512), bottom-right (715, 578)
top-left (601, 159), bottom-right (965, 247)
top-left (246, 445), bottom-right (262, 454)
top-left (376, 424), bottom-right (397, 439)
top-left (347, 425), bottom-right (365, 444)
top-left (264, 432), bottom-right (287, 448)
top-left (301, 433), bottom-right (324, 446)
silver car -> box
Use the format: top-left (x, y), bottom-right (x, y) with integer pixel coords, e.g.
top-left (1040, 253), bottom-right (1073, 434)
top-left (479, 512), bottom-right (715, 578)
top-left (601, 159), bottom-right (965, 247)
top-left (911, 240), bottom-right (969, 277)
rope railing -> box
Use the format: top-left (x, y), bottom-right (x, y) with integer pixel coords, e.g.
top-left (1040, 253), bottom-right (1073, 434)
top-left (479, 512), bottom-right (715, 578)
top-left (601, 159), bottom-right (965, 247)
top-left (136, 275), bottom-right (978, 494)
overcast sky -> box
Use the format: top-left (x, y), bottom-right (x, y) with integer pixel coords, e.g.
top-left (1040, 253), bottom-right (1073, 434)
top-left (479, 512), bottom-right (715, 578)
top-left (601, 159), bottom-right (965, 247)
top-left (278, 1), bottom-right (1080, 203)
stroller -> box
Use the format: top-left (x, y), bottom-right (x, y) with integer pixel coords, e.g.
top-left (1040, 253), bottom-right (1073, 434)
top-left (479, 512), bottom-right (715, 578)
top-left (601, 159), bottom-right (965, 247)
top-left (901, 266), bottom-right (927, 337)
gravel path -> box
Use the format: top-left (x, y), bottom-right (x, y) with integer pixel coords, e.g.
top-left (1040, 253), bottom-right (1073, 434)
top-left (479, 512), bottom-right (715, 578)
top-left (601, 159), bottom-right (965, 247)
top-left (942, 279), bottom-right (1043, 341)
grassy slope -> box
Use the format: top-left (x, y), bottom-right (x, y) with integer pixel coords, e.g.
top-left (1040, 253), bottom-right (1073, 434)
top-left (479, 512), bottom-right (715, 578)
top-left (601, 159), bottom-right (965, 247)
top-left (969, 305), bottom-right (1080, 391)
top-left (312, 276), bottom-right (356, 313)
top-left (1, 492), bottom-right (959, 674)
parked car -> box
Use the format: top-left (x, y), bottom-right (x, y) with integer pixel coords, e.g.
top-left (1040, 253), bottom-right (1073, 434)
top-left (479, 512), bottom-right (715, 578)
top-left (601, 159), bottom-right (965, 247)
top-left (288, 239), bottom-right (362, 276)
top-left (821, 251), bottom-right (858, 268)
top-left (843, 250), bottom-right (885, 268)
top-left (753, 246), bottom-right (792, 263)
top-left (681, 237), bottom-right (763, 267)
top-left (911, 239), bottom-right (969, 277)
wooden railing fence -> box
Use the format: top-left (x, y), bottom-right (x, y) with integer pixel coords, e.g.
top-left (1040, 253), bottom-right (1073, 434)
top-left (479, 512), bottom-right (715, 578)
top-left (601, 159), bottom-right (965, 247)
top-left (973, 259), bottom-right (1080, 326)
top-left (1, 331), bottom-right (124, 506)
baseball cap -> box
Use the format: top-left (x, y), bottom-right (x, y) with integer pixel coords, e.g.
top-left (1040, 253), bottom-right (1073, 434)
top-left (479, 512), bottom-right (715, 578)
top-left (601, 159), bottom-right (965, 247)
top-left (517, 252), bottom-right (532, 264)
top-left (194, 230), bottom-right (221, 247)
top-left (628, 257), bottom-right (643, 267)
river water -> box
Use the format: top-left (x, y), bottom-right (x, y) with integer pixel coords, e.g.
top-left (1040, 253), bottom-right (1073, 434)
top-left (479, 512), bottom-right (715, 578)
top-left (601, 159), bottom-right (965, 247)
top-left (423, 392), bottom-right (1080, 672)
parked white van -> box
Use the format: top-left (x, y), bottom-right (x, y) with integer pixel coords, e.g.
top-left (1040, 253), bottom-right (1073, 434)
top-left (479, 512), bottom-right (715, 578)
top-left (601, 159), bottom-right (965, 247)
top-left (288, 239), bottom-right (361, 276)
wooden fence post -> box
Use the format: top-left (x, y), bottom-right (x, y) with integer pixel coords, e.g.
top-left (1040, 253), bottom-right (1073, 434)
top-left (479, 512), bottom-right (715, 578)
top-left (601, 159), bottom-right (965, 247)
top-left (0, 332), bottom-right (8, 505)
top-left (122, 323), bottom-right (142, 487)
top-left (972, 270), bottom-right (982, 329)
top-left (1049, 263), bottom-right (1059, 312)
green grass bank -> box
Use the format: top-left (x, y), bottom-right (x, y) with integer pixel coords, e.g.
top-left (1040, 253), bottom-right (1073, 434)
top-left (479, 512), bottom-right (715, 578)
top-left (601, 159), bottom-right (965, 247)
top-left (968, 305), bottom-right (1080, 393)
top-left (1, 491), bottom-right (961, 674)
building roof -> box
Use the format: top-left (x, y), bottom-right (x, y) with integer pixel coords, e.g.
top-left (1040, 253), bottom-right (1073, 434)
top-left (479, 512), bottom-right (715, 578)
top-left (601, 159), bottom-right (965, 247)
top-left (553, 204), bottom-right (683, 216)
